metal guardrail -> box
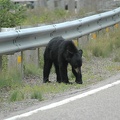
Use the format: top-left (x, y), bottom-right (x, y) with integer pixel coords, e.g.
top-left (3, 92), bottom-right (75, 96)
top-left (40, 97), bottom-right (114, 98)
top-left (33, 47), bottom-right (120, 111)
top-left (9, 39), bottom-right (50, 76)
top-left (0, 7), bottom-right (120, 55)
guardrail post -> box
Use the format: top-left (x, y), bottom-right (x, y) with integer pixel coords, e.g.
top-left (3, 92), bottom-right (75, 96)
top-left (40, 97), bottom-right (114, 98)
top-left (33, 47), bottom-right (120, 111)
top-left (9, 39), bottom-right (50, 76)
top-left (0, 56), bottom-right (2, 71)
top-left (37, 48), bottom-right (40, 68)
top-left (21, 51), bottom-right (24, 78)
top-left (106, 27), bottom-right (110, 38)
top-left (24, 49), bottom-right (40, 68)
top-left (114, 23), bottom-right (119, 32)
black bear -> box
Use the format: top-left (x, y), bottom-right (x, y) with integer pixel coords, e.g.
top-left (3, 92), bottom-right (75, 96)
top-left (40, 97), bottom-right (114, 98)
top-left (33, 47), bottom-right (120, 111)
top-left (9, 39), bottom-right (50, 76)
top-left (43, 36), bottom-right (83, 84)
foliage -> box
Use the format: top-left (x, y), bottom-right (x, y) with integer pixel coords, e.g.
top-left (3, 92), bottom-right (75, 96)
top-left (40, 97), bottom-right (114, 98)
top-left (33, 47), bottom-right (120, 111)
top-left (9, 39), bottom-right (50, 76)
top-left (9, 90), bottom-right (24, 102)
top-left (0, 0), bottom-right (26, 28)
top-left (23, 8), bottom-right (70, 25)
top-left (24, 63), bottom-right (41, 76)
top-left (113, 48), bottom-right (120, 62)
top-left (83, 28), bottom-right (120, 58)
top-left (0, 70), bottom-right (22, 90)
top-left (31, 88), bottom-right (42, 101)
top-left (1, 55), bottom-right (8, 72)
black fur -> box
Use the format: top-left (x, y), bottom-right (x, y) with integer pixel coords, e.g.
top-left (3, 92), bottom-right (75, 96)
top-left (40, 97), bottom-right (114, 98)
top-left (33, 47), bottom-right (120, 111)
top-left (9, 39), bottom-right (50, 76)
top-left (43, 36), bottom-right (83, 84)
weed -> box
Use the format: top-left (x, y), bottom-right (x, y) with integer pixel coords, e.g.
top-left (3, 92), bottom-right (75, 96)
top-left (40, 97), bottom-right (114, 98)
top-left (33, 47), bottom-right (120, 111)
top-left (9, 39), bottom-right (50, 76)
top-left (9, 90), bottom-right (24, 102)
top-left (23, 8), bottom-right (87, 26)
top-left (114, 56), bottom-right (120, 62)
top-left (83, 27), bottom-right (120, 58)
top-left (112, 47), bottom-right (120, 62)
top-left (2, 55), bottom-right (8, 72)
top-left (24, 64), bottom-right (41, 76)
top-left (113, 37), bottom-right (120, 49)
top-left (31, 90), bottom-right (42, 101)
top-left (0, 70), bottom-right (22, 90)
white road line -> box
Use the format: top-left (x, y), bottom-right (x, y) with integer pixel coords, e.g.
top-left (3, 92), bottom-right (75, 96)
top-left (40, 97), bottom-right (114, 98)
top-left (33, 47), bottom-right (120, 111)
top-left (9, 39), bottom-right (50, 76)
top-left (5, 80), bottom-right (120, 120)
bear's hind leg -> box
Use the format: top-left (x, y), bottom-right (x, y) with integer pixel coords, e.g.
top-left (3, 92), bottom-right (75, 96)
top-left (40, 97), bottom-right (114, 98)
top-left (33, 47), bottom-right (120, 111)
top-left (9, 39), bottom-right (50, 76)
top-left (43, 60), bottom-right (52, 83)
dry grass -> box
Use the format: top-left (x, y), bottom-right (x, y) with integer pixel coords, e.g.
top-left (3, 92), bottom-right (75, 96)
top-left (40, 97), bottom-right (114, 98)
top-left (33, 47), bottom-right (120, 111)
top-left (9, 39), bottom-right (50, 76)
top-left (83, 27), bottom-right (120, 59)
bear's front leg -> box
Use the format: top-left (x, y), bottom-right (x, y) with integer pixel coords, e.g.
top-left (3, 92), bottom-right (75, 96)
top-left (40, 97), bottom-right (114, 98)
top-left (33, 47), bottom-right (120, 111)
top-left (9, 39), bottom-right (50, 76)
top-left (59, 64), bottom-right (69, 84)
top-left (72, 67), bottom-right (82, 84)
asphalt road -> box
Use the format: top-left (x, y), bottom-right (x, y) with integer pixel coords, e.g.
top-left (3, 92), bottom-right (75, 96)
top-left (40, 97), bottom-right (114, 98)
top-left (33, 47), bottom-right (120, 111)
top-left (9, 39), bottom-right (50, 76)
top-left (5, 74), bottom-right (120, 120)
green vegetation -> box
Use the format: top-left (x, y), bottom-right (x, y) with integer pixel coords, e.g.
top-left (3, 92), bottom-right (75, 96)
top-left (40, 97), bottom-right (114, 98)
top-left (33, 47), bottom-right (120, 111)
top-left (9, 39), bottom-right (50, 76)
top-left (0, 0), bottom-right (26, 28)
top-left (0, 70), bottom-right (22, 90)
top-left (23, 8), bottom-right (90, 26)
top-left (83, 29), bottom-right (120, 58)
top-left (24, 64), bottom-right (42, 76)
top-left (9, 90), bottom-right (24, 102)
top-left (114, 49), bottom-right (120, 62)
top-left (23, 8), bottom-right (70, 25)
top-left (31, 90), bottom-right (42, 101)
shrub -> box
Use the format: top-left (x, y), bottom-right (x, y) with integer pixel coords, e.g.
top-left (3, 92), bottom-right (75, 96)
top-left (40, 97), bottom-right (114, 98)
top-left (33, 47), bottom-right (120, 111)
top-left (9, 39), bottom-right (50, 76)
top-left (9, 90), bottom-right (24, 102)
top-left (83, 31), bottom-right (119, 58)
top-left (31, 90), bottom-right (42, 101)
top-left (0, 70), bottom-right (22, 90)
top-left (24, 64), bottom-right (41, 76)
top-left (113, 48), bottom-right (120, 62)
top-left (0, 0), bottom-right (26, 28)
top-left (114, 37), bottom-right (120, 49)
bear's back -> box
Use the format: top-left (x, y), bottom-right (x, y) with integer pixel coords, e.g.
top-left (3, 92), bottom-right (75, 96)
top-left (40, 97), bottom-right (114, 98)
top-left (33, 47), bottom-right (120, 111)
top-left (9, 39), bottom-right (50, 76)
top-left (48, 37), bottom-right (64, 51)
top-left (45, 37), bottom-right (64, 60)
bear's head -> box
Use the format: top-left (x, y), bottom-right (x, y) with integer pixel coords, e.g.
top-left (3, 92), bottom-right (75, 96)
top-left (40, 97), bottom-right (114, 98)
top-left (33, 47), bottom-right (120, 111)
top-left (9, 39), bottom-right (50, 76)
top-left (69, 49), bottom-right (83, 73)
top-left (70, 50), bottom-right (83, 73)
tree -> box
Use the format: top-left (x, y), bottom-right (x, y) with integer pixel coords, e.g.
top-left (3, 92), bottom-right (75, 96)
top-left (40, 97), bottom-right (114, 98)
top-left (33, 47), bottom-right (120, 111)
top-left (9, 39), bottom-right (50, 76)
top-left (0, 0), bottom-right (26, 28)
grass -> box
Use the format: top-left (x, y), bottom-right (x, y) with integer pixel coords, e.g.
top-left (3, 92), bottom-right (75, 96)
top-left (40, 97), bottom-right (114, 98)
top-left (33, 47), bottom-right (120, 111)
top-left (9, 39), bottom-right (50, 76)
top-left (24, 63), bottom-right (42, 76)
top-left (23, 8), bottom-right (70, 25)
top-left (9, 90), bottom-right (24, 102)
top-left (9, 86), bottom-right (42, 102)
top-left (105, 62), bottom-right (120, 72)
top-left (23, 7), bottom-right (94, 26)
top-left (113, 48), bottom-right (120, 62)
top-left (0, 70), bottom-right (22, 90)
top-left (83, 28), bottom-right (120, 59)
top-left (8, 83), bottom-right (80, 102)
top-left (31, 90), bottom-right (42, 101)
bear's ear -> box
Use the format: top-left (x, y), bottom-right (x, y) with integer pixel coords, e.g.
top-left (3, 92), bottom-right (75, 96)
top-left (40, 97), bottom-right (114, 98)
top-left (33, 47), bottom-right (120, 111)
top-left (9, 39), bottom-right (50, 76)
top-left (79, 49), bottom-right (83, 56)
